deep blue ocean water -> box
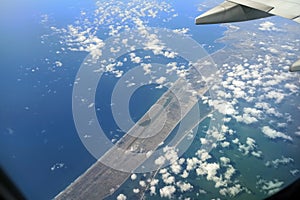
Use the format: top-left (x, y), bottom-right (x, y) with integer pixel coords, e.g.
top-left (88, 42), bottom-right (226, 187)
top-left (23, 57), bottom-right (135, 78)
top-left (0, 0), bottom-right (226, 199)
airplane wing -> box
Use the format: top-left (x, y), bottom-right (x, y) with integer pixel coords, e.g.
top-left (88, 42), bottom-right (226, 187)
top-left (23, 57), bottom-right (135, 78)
top-left (195, 0), bottom-right (300, 72)
top-left (195, 0), bottom-right (300, 24)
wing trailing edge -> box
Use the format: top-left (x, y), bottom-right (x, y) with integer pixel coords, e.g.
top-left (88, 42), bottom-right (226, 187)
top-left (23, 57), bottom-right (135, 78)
top-left (195, 1), bottom-right (272, 25)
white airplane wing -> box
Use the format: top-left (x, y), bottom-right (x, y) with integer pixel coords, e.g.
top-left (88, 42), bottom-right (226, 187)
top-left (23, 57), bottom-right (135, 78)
top-left (231, 0), bottom-right (300, 23)
top-left (195, 0), bottom-right (300, 71)
top-left (196, 0), bottom-right (300, 24)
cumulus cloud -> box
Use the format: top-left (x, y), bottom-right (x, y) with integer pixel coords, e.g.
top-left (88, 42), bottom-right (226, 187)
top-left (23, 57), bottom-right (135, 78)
top-left (235, 113), bottom-right (258, 124)
top-left (130, 173), bottom-right (137, 180)
top-left (141, 63), bottom-right (152, 75)
top-left (219, 184), bottom-right (242, 197)
top-left (159, 185), bottom-right (176, 198)
top-left (176, 181), bottom-right (193, 192)
top-left (117, 193), bottom-right (127, 200)
top-left (261, 126), bottom-right (292, 141)
top-left (264, 90), bottom-right (286, 104)
top-left (265, 156), bottom-right (294, 168)
top-left (235, 137), bottom-right (262, 158)
top-left (155, 76), bottom-right (167, 85)
top-left (257, 177), bottom-right (284, 195)
top-left (54, 61), bottom-right (63, 67)
top-left (133, 188), bottom-right (140, 193)
top-left (149, 186), bottom-right (156, 195)
top-left (170, 161), bottom-right (181, 174)
top-left (173, 28), bottom-right (189, 35)
top-left (258, 21), bottom-right (280, 31)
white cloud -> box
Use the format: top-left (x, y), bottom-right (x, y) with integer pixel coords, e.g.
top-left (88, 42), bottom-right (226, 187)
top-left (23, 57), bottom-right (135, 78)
top-left (290, 169), bottom-right (299, 176)
top-left (173, 28), bottom-right (189, 35)
top-left (154, 156), bottom-right (166, 165)
top-left (219, 184), bottom-right (242, 197)
top-left (162, 173), bottom-right (175, 184)
top-left (181, 170), bottom-right (189, 178)
top-left (236, 137), bottom-right (262, 158)
top-left (284, 83), bottom-right (298, 93)
top-left (149, 186), bottom-right (156, 195)
top-left (141, 63), bottom-right (152, 75)
top-left (170, 162), bottom-right (181, 174)
top-left (117, 193), bottom-right (127, 200)
top-left (261, 126), bottom-right (292, 141)
top-left (265, 156), bottom-right (294, 168)
top-left (257, 178), bottom-right (284, 195)
top-left (220, 141), bottom-right (230, 148)
top-left (55, 61), bottom-right (63, 67)
top-left (131, 173), bottom-right (137, 180)
top-left (130, 53), bottom-right (142, 64)
top-left (150, 178), bottom-right (159, 186)
top-left (258, 21), bottom-right (279, 31)
top-left (235, 113), bottom-right (258, 124)
top-left (139, 180), bottom-right (146, 187)
top-left (155, 76), bottom-right (167, 85)
top-left (159, 185), bottom-right (176, 199)
top-left (264, 90), bottom-right (286, 104)
top-left (196, 149), bottom-right (211, 162)
top-left (176, 181), bottom-right (193, 192)
top-left (133, 188), bottom-right (140, 193)
top-left (186, 157), bottom-right (199, 171)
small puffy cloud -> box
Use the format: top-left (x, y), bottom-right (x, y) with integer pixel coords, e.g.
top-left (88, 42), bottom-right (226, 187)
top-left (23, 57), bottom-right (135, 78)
top-left (243, 107), bottom-right (262, 118)
top-left (149, 186), bottom-right (156, 195)
top-left (162, 173), bottom-right (175, 184)
top-left (181, 170), bottom-right (189, 178)
top-left (220, 157), bottom-right (230, 166)
top-left (261, 126), bottom-right (292, 141)
top-left (117, 193), bottom-right (127, 200)
top-left (198, 162), bottom-right (220, 181)
top-left (129, 53), bottom-right (142, 64)
top-left (131, 173), bottom-right (137, 180)
top-left (133, 188), bottom-right (140, 193)
top-left (173, 28), bottom-right (189, 35)
top-left (159, 185), bottom-right (176, 199)
top-left (258, 21), bottom-right (279, 31)
top-left (141, 63), bottom-right (152, 75)
top-left (219, 184), bottom-right (242, 197)
top-left (164, 51), bottom-right (176, 58)
top-left (155, 76), bottom-right (167, 85)
top-left (235, 113), bottom-right (258, 124)
top-left (236, 137), bottom-right (262, 158)
top-left (170, 162), bottom-right (181, 174)
top-left (166, 62), bottom-right (178, 74)
top-left (150, 178), bottom-right (159, 186)
top-left (290, 169), bottom-right (299, 176)
top-left (284, 83), bottom-right (298, 93)
top-left (265, 156), bottom-right (294, 168)
top-left (176, 181), bottom-right (193, 192)
top-left (196, 149), bottom-right (212, 162)
top-left (186, 157), bottom-right (199, 171)
top-left (220, 141), bottom-right (230, 148)
top-left (139, 180), bottom-right (146, 187)
top-left (155, 156), bottom-right (166, 165)
top-left (264, 90), bottom-right (286, 104)
top-left (55, 61), bottom-right (63, 67)
top-left (257, 178), bottom-right (284, 195)
top-left (163, 146), bottom-right (179, 163)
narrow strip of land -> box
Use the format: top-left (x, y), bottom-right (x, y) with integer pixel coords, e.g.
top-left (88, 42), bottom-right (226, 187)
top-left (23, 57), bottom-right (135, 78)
top-left (56, 73), bottom-right (209, 200)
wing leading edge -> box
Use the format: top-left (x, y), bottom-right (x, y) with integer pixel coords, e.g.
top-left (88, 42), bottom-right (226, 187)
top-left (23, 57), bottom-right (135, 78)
top-left (195, 0), bottom-right (300, 72)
